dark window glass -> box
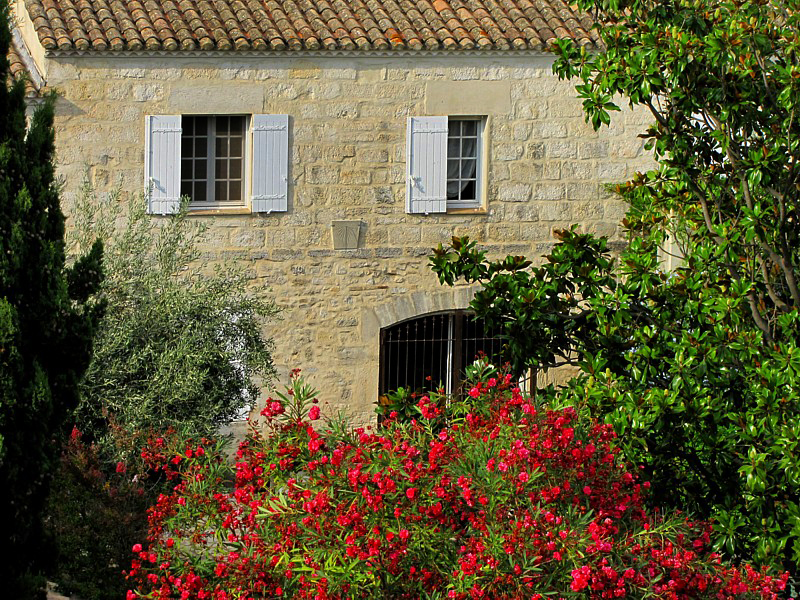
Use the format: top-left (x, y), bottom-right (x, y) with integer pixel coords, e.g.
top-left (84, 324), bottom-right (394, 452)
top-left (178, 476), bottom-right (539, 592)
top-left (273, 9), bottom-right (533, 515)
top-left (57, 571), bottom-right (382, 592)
top-left (179, 115), bottom-right (246, 204)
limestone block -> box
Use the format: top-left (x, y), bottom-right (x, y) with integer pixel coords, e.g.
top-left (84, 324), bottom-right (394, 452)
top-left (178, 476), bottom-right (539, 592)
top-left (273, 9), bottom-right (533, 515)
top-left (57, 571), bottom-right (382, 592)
top-left (544, 140), bottom-right (577, 158)
top-left (339, 169), bottom-right (371, 185)
top-left (306, 165), bottom-right (341, 185)
top-left (513, 123), bottom-right (532, 141)
top-left (496, 183), bottom-right (532, 202)
top-left (539, 202), bottom-right (573, 221)
top-left (566, 182), bottom-right (600, 201)
top-left (542, 161), bottom-right (561, 180)
top-left (492, 144), bottom-right (524, 161)
top-left (389, 226), bottom-right (421, 245)
top-left (230, 229), bottom-right (266, 248)
top-left (531, 122), bottom-right (567, 139)
top-left (598, 161), bottom-right (628, 181)
top-left (578, 141), bottom-right (609, 159)
top-left (532, 184), bottom-right (566, 201)
top-left (562, 161), bottom-right (595, 180)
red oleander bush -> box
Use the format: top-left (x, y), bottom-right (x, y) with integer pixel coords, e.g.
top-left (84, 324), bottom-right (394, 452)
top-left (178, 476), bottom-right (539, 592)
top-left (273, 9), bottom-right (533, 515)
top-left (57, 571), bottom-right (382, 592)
top-left (128, 370), bottom-right (789, 599)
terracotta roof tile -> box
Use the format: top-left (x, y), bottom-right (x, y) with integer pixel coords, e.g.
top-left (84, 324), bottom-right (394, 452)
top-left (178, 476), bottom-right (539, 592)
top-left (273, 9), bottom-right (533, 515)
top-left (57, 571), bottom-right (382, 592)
top-left (21, 0), bottom-right (599, 52)
top-left (7, 38), bottom-right (41, 96)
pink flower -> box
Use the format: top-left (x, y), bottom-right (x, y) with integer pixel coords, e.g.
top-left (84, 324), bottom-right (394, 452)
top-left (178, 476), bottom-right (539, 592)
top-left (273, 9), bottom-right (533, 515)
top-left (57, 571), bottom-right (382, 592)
top-left (116, 461), bottom-right (126, 473)
top-left (132, 543), bottom-right (142, 553)
top-left (406, 487), bottom-right (417, 499)
top-left (468, 387), bottom-right (480, 398)
top-left (309, 406), bottom-right (321, 420)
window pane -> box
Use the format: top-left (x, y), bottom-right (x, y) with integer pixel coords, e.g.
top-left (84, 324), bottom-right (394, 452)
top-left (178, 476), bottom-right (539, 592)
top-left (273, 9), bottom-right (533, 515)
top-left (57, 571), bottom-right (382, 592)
top-left (180, 180), bottom-right (192, 197)
top-left (229, 116), bottom-right (245, 135)
top-left (461, 159), bottom-right (477, 179)
top-left (195, 159), bottom-right (207, 179)
top-left (216, 159), bottom-right (228, 179)
top-left (447, 138), bottom-right (459, 158)
top-left (193, 182), bottom-right (206, 202)
top-left (216, 136), bottom-right (227, 158)
top-left (181, 159), bottom-right (193, 178)
top-left (215, 180), bottom-right (227, 201)
top-left (229, 180), bottom-right (241, 201)
top-left (217, 117), bottom-right (229, 135)
top-left (229, 158), bottom-right (242, 178)
top-left (181, 136), bottom-right (193, 156)
top-left (229, 136), bottom-right (243, 157)
top-left (195, 136), bottom-right (207, 157)
top-left (461, 180), bottom-right (476, 200)
top-left (462, 120), bottom-right (478, 136)
top-left (448, 120), bottom-right (459, 136)
top-left (194, 116), bottom-right (208, 133)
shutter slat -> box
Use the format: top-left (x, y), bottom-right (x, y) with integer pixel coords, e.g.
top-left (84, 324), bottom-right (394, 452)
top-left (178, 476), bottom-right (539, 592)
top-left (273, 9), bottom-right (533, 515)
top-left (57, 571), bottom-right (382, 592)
top-left (144, 115), bottom-right (182, 215)
top-left (406, 116), bottom-right (448, 214)
top-left (251, 114), bottom-right (289, 213)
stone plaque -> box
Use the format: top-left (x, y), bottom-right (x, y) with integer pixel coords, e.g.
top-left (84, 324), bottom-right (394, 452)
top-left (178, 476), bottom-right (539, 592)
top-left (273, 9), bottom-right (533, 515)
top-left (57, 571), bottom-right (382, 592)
top-left (331, 220), bottom-right (362, 250)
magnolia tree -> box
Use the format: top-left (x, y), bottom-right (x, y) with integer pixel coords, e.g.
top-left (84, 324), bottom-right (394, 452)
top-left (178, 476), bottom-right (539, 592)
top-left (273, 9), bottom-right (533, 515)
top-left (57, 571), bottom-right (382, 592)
top-left (552, 0), bottom-right (800, 343)
top-left (127, 370), bottom-right (788, 599)
top-left (429, 0), bottom-right (800, 582)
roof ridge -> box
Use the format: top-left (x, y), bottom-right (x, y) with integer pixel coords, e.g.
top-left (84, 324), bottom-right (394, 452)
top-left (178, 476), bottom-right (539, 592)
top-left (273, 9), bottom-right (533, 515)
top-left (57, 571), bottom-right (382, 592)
top-left (20, 0), bottom-right (599, 52)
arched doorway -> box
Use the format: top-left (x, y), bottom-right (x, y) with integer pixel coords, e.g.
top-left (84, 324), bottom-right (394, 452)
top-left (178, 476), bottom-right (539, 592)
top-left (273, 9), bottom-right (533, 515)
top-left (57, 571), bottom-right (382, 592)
top-left (378, 310), bottom-right (504, 398)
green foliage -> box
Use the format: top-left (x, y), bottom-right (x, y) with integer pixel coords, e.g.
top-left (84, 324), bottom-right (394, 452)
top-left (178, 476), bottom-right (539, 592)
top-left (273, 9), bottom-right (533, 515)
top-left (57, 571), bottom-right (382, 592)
top-left (45, 428), bottom-right (152, 600)
top-left (432, 0), bottom-right (800, 580)
top-left (69, 181), bottom-right (278, 453)
top-left (45, 181), bottom-right (278, 598)
top-left (432, 231), bottom-right (800, 578)
top-left (0, 1), bottom-right (104, 595)
top-left (552, 0), bottom-right (800, 342)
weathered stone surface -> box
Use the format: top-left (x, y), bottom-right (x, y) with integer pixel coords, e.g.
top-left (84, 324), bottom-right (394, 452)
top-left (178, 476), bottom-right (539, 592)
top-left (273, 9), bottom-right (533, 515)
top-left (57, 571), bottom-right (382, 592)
top-left (45, 54), bottom-right (653, 425)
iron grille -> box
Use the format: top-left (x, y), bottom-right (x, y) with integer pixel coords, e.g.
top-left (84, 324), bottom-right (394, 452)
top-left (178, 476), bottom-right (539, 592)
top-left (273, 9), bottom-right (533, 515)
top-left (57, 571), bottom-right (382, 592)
top-left (379, 310), bottom-right (505, 398)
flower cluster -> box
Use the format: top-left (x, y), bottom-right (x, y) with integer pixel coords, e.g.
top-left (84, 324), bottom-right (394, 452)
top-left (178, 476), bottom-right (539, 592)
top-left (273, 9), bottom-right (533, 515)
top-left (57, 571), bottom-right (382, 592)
top-left (128, 370), bottom-right (788, 599)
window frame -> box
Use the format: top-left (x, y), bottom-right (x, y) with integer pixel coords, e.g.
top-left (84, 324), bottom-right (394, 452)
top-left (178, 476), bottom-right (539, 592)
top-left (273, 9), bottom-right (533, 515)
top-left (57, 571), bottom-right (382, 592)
top-left (180, 114), bottom-right (251, 210)
top-left (406, 115), bottom-right (488, 215)
top-left (445, 117), bottom-right (485, 211)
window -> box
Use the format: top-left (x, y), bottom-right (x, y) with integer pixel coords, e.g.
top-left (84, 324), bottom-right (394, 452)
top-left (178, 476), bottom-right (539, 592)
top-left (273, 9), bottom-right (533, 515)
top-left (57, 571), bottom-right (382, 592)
top-left (144, 114), bottom-right (289, 215)
top-left (379, 311), bottom-right (504, 398)
top-left (447, 119), bottom-right (482, 208)
top-left (180, 115), bottom-right (246, 206)
top-left (407, 116), bottom-right (486, 214)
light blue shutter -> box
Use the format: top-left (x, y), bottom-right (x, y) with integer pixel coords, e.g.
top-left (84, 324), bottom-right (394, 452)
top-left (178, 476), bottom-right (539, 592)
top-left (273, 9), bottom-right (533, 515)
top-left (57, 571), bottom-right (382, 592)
top-left (406, 116), bottom-right (448, 214)
top-left (144, 115), bottom-right (182, 215)
top-left (251, 114), bottom-right (289, 213)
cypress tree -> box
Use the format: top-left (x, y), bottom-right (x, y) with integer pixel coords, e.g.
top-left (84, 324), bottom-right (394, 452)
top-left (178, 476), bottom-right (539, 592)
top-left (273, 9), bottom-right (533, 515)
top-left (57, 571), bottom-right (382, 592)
top-left (0, 2), bottom-right (103, 596)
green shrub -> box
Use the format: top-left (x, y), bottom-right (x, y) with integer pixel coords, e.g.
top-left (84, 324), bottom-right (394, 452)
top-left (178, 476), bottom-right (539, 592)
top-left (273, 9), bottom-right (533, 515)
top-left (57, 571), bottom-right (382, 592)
top-left (69, 181), bottom-right (278, 451)
top-left (46, 181), bottom-right (278, 598)
top-left (0, 3), bottom-right (103, 595)
top-left (46, 427), bottom-right (152, 600)
top-left (431, 232), bottom-right (800, 583)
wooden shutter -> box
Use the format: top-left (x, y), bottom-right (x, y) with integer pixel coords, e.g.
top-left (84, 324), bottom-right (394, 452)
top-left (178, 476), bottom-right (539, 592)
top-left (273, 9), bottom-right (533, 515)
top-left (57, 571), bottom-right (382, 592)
top-left (406, 116), bottom-right (448, 214)
top-left (251, 114), bottom-right (289, 213)
top-left (144, 115), bottom-right (182, 215)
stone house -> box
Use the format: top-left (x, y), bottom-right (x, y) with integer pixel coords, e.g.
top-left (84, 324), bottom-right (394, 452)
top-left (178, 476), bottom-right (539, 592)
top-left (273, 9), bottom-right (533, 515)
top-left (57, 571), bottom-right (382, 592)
top-left (8, 0), bottom-right (651, 424)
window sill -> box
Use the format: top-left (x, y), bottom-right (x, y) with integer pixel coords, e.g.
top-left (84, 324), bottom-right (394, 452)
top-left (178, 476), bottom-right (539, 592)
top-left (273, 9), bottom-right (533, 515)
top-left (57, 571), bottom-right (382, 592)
top-left (447, 206), bottom-right (488, 216)
top-left (187, 207), bottom-right (252, 216)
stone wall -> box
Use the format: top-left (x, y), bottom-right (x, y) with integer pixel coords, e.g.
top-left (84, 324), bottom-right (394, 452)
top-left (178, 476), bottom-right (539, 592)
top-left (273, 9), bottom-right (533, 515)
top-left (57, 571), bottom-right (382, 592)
top-left (40, 52), bottom-right (653, 424)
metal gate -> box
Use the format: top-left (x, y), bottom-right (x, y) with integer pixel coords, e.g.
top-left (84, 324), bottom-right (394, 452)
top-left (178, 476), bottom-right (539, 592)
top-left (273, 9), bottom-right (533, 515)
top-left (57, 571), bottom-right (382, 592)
top-left (378, 310), bottom-right (504, 398)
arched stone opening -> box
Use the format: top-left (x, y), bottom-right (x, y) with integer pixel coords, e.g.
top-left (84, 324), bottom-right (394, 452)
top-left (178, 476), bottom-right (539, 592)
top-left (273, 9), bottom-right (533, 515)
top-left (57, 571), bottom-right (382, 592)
top-left (378, 310), bottom-right (505, 399)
